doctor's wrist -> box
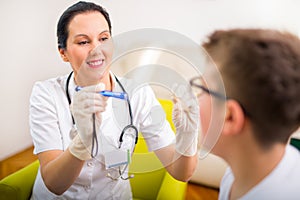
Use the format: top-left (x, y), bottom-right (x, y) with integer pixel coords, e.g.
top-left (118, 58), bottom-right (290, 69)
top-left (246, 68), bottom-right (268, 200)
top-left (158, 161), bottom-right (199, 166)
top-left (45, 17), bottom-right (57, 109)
top-left (175, 131), bottom-right (198, 157)
top-left (68, 134), bottom-right (92, 161)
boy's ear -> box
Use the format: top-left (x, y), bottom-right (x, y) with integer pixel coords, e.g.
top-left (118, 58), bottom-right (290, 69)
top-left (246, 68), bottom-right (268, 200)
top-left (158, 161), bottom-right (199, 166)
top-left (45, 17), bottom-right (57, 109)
top-left (222, 99), bottom-right (245, 136)
top-left (59, 48), bottom-right (69, 62)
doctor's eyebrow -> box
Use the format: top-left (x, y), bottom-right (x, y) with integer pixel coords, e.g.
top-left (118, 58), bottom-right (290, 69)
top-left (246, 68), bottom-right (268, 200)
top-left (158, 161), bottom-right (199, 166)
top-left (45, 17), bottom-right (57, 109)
top-left (74, 30), bottom-right (110, 38)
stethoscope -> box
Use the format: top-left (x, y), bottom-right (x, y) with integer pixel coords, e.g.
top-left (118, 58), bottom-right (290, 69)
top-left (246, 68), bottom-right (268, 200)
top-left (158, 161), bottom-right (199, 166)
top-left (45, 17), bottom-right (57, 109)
top-left (65, 71), bottom-right (138, 163)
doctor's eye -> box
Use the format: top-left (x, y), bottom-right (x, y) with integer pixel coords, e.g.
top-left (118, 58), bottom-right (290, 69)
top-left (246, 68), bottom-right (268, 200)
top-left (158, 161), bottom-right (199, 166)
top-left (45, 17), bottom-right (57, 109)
top-left (78, 40), bottom-right (89, 45)
top-left (99, 32), bottom-right (111, 43)
top-left (100, 36), bottom-right (111, 44)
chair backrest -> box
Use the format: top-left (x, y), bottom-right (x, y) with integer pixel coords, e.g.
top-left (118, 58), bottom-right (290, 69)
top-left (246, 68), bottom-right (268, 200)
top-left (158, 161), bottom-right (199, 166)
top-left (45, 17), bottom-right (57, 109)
top-left (0, 160), bottom-right (39, 200)
top-left (291, 138), bottom-right (300, 151)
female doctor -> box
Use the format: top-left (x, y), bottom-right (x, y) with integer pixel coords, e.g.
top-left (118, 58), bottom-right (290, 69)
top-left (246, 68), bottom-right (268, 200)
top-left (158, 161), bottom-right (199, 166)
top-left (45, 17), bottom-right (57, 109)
top-left (29, 1), bottom-right (198, 199)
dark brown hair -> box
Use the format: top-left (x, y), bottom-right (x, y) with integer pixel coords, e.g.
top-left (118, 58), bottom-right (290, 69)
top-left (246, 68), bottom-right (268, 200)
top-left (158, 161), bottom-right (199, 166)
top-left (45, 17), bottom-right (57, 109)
top-left (203, 29), bottom-right (300, 148)
top-left (57, 1), bottom-right (112, 49)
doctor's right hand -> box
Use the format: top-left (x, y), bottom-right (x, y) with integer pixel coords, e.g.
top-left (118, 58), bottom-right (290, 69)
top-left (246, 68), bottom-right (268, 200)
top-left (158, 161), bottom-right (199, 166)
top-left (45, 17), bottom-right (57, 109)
top-left (69, 83), bottom-right (107, 160)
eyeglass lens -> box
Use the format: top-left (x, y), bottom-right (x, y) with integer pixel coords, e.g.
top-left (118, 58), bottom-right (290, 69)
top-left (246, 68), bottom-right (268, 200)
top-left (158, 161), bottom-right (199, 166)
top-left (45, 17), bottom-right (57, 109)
top-left (191, 77), bottom-right (206, 98)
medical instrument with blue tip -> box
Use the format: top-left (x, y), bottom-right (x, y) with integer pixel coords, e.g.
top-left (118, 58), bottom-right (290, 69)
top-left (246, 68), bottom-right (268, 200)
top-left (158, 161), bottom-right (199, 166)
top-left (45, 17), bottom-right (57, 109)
top-left (65, 71), bottom-right (138, 180)
top-left (75, 86), bottom-right (129, 100)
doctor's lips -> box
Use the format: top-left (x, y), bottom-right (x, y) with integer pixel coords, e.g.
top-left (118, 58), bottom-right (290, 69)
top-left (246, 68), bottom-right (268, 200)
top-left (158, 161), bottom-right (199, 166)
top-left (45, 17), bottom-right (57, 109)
top-left (86, 59), bottom-right (104, 68)
top-left (75, 86), bottom-right (128, 100)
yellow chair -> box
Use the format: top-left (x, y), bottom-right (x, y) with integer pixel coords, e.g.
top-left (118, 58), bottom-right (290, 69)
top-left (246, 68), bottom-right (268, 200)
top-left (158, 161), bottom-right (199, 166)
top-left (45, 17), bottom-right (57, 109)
top-left (0, 99), bottom-right (187, 200)
top-left (129, 99), bottom-right (187, 200)
top-left (0, 160), bottom-right (39, 200)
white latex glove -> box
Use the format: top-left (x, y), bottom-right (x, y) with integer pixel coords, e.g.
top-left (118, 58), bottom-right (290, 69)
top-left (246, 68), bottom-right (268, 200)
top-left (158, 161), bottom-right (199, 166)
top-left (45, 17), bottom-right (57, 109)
top-left (172, 83), bottom-right (199, 156)
top-left (68, 83), bottom-right (107, 160)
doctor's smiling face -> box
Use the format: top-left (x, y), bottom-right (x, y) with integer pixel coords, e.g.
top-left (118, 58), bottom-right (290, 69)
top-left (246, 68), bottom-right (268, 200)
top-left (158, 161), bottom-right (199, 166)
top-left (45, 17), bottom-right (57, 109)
top-left (59, 11), bottom-right (113, 87)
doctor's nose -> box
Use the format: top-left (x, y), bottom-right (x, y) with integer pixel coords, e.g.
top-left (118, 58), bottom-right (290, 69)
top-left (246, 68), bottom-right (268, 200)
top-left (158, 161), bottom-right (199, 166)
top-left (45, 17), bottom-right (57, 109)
top-left (89, 38), bottom-right (113, 56)
top-left (89, 41), bottom-right (104, 56)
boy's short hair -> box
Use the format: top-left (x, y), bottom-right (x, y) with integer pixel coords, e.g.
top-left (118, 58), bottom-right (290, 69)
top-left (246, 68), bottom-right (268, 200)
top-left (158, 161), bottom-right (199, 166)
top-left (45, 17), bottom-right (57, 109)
top-left (203, 29), bottom-right (300, 148)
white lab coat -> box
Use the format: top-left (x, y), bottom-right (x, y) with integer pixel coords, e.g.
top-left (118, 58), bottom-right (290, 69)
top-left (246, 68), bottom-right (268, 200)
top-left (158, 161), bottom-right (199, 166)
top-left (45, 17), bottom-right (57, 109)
top-left (29, 73), bottom-right (175, 200)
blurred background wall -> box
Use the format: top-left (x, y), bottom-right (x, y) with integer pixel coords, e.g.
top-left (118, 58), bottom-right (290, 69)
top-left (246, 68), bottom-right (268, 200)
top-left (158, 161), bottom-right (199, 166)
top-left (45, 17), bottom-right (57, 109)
top-left (0, 0), bottom-right (300, 160)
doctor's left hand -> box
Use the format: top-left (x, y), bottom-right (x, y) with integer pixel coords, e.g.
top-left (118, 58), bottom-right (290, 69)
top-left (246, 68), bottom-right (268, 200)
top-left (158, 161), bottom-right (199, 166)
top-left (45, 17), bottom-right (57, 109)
top-left (69, 83), bottom-right (107, 160)
top-left (172, 83), bottom-right (200, 157)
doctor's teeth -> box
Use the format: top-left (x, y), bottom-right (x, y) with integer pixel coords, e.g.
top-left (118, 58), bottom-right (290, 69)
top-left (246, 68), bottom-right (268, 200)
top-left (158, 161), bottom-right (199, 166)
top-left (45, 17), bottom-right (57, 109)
top-left (89, 60), bottom-right (103, 66)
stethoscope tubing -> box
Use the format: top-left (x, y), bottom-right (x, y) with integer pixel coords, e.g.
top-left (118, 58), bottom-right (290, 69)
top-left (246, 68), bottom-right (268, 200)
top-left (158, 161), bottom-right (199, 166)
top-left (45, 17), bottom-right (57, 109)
top-left (65, 71), bottom-right (138, 155)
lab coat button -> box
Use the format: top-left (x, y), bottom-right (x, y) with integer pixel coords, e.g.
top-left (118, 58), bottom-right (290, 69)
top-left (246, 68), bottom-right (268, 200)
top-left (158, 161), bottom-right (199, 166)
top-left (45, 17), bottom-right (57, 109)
top-left (84, 185), bottom-right (91, 191)
top-left (87, 162), bottom-right (94, 167)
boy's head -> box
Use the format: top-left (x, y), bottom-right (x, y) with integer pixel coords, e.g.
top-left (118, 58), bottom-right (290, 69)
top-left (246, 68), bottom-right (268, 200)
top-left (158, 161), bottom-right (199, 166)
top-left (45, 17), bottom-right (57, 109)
top-left (202, 29), bottom-right (300, 148)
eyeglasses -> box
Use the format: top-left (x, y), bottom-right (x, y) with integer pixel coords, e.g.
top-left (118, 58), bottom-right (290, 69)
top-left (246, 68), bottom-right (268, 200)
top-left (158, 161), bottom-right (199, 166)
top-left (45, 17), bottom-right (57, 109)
top-left (189, 77), bottom-right (227, 100)
top-left (190, 76), bottom-right (251, 117)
